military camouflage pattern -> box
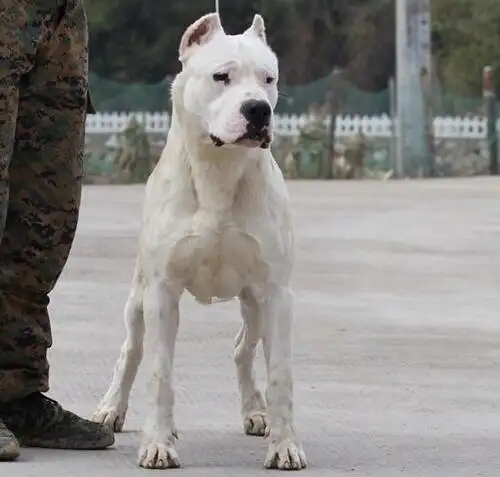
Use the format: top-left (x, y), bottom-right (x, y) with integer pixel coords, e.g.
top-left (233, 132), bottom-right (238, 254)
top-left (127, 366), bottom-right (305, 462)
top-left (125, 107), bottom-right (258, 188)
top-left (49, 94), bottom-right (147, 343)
top-left (0, 393), bottom-right (114, 450)
top-left (0, 0), bottom-right (89, 401)
top-left (0, 418), bottom-right (19, 460)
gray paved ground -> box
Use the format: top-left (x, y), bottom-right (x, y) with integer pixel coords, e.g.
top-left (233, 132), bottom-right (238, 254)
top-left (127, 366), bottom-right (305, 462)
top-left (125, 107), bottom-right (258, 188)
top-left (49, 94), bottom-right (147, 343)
top-left (10, 178), bottom-right (500, 476)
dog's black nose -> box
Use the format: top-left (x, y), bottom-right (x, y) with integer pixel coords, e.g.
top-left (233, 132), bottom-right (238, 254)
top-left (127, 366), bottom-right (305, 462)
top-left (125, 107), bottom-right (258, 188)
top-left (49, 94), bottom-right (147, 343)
top-left (240, 100), bottom-right (271, 129)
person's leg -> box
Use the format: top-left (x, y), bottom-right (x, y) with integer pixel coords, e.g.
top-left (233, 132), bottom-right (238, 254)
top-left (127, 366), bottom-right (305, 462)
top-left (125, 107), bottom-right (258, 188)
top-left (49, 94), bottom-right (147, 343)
top-left (0, 0), bottom-right (31, 462)
top-left (0, 0), bottom-right (84, 401)
top-left (0, 0), bottom-right (113, 450)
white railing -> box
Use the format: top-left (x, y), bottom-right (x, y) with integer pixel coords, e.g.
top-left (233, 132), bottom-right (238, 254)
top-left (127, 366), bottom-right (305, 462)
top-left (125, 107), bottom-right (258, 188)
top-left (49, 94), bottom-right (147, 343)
top-left (85, 112), bottom-right (500, 139)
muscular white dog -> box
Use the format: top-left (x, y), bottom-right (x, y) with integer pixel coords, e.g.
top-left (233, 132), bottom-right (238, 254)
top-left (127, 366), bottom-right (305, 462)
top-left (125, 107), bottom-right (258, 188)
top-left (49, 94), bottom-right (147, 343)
top-left (92, 12), bottom-right (307, 471)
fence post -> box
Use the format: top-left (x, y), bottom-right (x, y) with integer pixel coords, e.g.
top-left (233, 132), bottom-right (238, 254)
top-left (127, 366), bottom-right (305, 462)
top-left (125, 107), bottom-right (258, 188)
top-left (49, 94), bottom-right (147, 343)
top-left (325, 69), bottom-right (342, 179)
top-left (421, 67), bottom-right (436, 177)
top-left (484, 65), bottom-right (498, 175)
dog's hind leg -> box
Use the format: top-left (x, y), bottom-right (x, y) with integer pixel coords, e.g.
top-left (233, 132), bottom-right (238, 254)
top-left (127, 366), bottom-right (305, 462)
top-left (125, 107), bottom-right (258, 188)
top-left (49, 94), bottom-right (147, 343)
top-left (138, 281), bottom-right (181, 469)
top-left (234, 288), bottom-right (267, 437)
top-left (93, 267), bottom-right (145, 432)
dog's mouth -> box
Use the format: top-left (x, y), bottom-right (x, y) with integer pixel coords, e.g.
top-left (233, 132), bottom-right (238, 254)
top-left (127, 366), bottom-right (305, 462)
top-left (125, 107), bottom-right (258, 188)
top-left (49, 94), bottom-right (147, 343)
top-left (210, 129), bottom-right (271, 149)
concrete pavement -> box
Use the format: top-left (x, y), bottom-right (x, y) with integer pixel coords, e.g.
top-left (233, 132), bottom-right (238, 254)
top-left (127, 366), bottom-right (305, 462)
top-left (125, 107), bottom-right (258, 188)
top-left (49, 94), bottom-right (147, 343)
top-left (10, 178), bottom-right (500, 476)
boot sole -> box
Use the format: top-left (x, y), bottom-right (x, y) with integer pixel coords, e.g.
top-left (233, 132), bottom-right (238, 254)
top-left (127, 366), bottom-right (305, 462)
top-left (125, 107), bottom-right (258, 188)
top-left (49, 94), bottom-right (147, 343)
top-left (18, 432), bottom-right (115, 450)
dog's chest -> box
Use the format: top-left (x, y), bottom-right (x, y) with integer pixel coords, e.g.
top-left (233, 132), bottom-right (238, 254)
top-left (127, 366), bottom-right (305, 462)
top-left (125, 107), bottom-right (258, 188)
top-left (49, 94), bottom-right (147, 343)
top-left (166, 224), bottom-right (270, 304)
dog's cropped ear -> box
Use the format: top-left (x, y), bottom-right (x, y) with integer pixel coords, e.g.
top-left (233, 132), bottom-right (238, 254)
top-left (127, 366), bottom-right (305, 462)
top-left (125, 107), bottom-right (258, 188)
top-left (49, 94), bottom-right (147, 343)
top-left (179, 13), bottom-right (224, 62)
top-left (244, 14), bottom-right (266, 43)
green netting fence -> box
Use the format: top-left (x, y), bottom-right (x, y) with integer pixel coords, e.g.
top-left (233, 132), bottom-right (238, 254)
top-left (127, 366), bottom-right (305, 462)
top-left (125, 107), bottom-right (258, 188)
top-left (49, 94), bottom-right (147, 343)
top-left (87, 70), bottom-right (499, 182)
top-left (89, 69), bottom-right (500, 116)
top-left (89, 71), bottom-right (392, 115)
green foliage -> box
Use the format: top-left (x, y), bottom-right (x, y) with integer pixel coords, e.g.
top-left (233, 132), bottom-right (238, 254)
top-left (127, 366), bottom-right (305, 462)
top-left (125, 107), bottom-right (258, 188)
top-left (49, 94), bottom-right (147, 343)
top-left (114, 117), bottom-right (156, 183)
top-left (85, 0), bottom-right (499, 112)
top-left (85, 0), bottom-right (395, 90)
top-left (291, 108), bottom-right (329, 178)
top-left (432, 0), bottom-right (500, 96)
top-left (83, 151), bottom-right (120, 183)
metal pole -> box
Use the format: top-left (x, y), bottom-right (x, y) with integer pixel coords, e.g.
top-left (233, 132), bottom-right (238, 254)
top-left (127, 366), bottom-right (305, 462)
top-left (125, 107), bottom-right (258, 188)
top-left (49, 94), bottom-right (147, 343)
top-left (395, 0), bottom-right (407, 178)
top-left (396, 0), bottom-right (432, 178)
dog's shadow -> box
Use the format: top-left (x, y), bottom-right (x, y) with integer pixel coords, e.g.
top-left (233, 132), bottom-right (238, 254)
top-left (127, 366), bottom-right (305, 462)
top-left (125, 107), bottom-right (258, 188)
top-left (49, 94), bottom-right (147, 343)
top-left (111, 428), bottom-right (333, 471)
top-left (15, 430), bottom-right (333, 471)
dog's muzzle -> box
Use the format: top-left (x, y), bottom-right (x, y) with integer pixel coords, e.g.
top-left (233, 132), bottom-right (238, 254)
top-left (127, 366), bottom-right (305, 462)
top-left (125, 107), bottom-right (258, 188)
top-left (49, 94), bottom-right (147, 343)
top-left (210, 100), bottom-right (273, 149)
top-left (237, 127), bottom-right (271, 148)
top-left (210, 130), bottom-right (271, 149)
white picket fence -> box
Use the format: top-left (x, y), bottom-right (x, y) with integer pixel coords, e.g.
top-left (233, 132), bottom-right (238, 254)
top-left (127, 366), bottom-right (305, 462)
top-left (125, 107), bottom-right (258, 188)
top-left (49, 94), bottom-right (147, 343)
top-left (85, 112), bottom-right (500, 139)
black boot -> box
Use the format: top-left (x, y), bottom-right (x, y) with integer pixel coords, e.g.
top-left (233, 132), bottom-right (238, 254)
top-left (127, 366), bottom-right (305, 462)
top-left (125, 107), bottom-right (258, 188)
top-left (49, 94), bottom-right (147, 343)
top-left (0, 418), bottom-right (19, 460)
top-left (0, 393), bottom-right (114, 450)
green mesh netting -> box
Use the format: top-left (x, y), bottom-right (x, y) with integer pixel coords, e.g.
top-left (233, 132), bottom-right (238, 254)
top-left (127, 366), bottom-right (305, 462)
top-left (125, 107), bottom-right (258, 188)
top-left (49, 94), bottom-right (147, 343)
top-left (436, 94), bottom-right (486, 116)
top-left (90, 66), bottom-right (500, 117)
top-left (276, 73), bottom-right (390, 115)
top-left (89, 73), bottom-right (170, 111)
top-left (89, 71), bottom-right (391, 115)
top-left (90, 70), bottom-right (500, 116)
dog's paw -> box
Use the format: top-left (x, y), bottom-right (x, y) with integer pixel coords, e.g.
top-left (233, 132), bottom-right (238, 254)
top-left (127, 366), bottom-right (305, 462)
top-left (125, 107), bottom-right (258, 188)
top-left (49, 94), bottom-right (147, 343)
top-left (242, 390), bottom-right (267, 436)
top-left (264, 438), bottom-right (307, 470)
top-left (138, 442), bottom-right (181, 469)
top-left (244, 410), bottom-right (267, 436)
top-left (92, 405), bottom-right (127, 432)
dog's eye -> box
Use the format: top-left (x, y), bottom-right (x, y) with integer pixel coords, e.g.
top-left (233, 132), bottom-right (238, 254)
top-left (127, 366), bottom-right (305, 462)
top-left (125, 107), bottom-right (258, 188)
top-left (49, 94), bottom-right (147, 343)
top-left (213, 73), bottom-right (230, 84)
top-left (265, 76), bottom-right (275, 84)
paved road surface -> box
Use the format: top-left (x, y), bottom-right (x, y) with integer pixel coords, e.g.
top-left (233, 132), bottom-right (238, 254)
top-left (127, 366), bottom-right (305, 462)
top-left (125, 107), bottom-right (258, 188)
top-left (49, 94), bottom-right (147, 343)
top-left (11, 178), bottom-right (500, 476)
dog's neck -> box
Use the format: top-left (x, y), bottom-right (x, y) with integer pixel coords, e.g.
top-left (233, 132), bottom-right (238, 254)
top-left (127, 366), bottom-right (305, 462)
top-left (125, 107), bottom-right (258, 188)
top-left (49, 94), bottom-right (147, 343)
top-left (170, 105), bottom-right (258, 230)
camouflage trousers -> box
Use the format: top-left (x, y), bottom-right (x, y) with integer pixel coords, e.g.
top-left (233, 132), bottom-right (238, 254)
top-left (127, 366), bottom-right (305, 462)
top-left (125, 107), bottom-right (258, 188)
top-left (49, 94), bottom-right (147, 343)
top-left (0, 0), bottom-right (90, 401)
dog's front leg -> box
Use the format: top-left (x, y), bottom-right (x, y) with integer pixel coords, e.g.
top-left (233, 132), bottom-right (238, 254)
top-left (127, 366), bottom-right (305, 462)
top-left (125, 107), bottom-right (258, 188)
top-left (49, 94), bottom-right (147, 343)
top-left (261, 285), bottom-right (307, 470)
top-left (138, 281), bottom-right (181, 469)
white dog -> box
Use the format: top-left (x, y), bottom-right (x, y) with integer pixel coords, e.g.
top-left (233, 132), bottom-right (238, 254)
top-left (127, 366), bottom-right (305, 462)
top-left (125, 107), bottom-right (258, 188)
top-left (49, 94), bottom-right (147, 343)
top-left (92, 12), bottom-right (307, 471)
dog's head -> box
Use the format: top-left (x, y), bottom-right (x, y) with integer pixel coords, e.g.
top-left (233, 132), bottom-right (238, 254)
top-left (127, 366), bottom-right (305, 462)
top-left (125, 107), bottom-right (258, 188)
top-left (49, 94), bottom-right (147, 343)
top-left (173, 13), bottom-right (278, 149)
